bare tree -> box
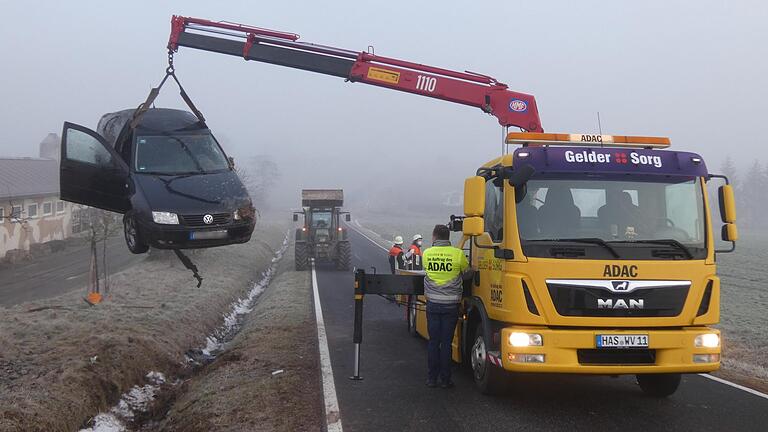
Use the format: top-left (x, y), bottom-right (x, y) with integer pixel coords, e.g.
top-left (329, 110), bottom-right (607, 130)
top-left (81, 208), bottom-right (121, 295)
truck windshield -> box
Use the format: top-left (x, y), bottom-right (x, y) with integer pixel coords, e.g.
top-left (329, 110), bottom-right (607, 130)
top-left (516, 177), bottom-right (707, 260)
top-left (311, 211), bottom-right (332, 228)
top-left (134, 133), bottom-right (230, 174)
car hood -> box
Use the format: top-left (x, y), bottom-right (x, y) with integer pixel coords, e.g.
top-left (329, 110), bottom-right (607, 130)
top-left (134, 171), bottom-right (250, 214)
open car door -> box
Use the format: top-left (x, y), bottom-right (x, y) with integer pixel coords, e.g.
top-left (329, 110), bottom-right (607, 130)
top-left (60, 122), bottom-right (130, 213)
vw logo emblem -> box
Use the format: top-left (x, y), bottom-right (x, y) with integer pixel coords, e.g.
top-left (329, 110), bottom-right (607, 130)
top-left (203, 214), bottom-right (214, 225)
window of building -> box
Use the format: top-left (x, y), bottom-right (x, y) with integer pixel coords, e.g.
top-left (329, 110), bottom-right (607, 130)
top-left (27, 203), bottom-right (38, 218)
top-left (56, 201), bottom-right (65, 213)
top-left (0, 207), bottom-right (5, 222)
top-left (43, 202), bottom-right (53, 216)
top-left (11, 205), bottom-right (22, 220)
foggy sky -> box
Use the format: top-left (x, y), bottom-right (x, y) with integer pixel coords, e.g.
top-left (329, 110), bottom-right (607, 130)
top-left (1, 1), bottom-right (766, 210)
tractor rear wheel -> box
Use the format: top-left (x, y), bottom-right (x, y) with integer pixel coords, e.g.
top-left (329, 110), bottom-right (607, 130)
top-left (336, 241), bottom-right (351, 271)
top-left (295, 241), bottom-right (309, 271)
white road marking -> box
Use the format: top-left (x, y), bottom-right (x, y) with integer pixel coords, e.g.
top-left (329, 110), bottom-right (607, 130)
top-left (699, 374), bottom-right (768, 400)
top-left (312, 263), bottom-right (343, 432)
top-left (347, 221), bottom-right (387, 251)
top-left (351, 221), bottom-right (768, 400)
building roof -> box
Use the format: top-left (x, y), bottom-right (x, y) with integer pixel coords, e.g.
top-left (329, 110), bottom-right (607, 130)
top-left (0, 158), bottom-right (59, 200)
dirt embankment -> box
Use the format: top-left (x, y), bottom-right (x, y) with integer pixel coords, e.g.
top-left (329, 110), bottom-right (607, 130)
top-left (157, 246), bottom-right (323, 432)
top-left (0, 221), bottom-right (288, 432)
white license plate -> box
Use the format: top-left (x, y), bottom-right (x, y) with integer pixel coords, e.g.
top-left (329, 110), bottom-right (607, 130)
top-left (189, 230), bottom-right (227, 240)
top-left (596, 334), bottom-right (649, 348)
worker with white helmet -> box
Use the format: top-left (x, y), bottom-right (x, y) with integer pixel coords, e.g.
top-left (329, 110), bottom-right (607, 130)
top-left (404, 234), bottom-right (424, 270)
top-left (388, 235), bottom-right (406, 274)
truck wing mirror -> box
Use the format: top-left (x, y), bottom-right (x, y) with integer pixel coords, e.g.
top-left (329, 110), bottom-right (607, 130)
top-left (293, 213), bottom-right (298, 222)
top-left (345, 214), bottom-right (351, 222)
top-left (721, 223), bottom-right (738, 242)
top-left (506, 164), bottom-right (536, 187)
top-left (462, 216), bottom-right (484, 237)
top-left (464, 176), bottom-right (485, 217)
top-left (718, 184), bottom-right (737, 224)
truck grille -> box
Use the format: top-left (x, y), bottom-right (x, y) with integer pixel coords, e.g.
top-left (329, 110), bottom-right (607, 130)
top-left (547, 282), bottom-right (689, 317)
top-left (577, 349), bottom-right (656, 365)
top-left (181, 213), bottom-right (231, 227)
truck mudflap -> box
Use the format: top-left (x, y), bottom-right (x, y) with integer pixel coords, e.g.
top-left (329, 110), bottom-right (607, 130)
top-left (351, 269), bottom-right (424, 380)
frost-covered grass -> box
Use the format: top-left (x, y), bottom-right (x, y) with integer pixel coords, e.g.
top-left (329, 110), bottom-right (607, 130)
top-left (0, 219), bottom-right (290, 432)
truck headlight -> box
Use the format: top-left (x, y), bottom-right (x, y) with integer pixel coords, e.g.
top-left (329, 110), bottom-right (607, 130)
top-left (695, 333), bottom-right (720, 348)
top-left (509, 332), bottom-right (543, 347)
top-left (152, 211), bottom-right (179, 225)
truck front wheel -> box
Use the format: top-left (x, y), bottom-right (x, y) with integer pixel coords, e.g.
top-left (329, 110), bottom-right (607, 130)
top-left (636, 373), bottom-right (681, 397)
top-left (470, 324), bottom-right (508, 395)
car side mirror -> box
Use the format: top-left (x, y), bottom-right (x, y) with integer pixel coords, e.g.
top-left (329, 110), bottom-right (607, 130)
top-left (345, 214), bottom-right (351, 222)
top-left (293, 214), bottom-right (298, 222)
top-left (228, 156), bottom-right (236, 169)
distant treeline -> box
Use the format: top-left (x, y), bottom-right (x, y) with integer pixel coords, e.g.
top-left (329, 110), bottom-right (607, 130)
top-left (719, 157), bottom-right (768, 229)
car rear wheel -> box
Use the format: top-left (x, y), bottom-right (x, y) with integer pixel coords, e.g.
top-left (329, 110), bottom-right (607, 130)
top-left (123, 213), bottom-right (149, 254)
top-left (636, 373), bottom-right (681, 397)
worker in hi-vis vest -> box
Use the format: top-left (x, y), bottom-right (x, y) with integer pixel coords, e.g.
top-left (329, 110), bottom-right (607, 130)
top-left (422, 224), bottom-right (473, 388)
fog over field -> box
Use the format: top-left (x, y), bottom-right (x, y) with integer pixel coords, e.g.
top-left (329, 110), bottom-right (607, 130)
top-left (1, 1), bottom-right (767, 211)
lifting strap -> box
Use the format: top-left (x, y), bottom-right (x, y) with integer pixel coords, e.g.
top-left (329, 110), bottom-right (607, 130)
top-left (130, 50), bottom-right (207, 130)
top-left (173, 249), bottom-right (204, 288)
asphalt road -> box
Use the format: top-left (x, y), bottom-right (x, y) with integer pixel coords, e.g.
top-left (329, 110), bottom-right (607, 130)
top-left (0, 235), bottom-right (144, 307)
top-left (315, 226), bottom-right (768, 432)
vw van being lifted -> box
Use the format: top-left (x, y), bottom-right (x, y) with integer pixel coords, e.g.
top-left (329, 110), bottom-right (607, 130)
top-left (59, 108), bottom-right (256, 253)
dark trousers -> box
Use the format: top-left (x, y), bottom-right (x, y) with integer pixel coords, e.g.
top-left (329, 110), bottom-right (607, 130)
top-left (426, 301), bottom-right (459, 383)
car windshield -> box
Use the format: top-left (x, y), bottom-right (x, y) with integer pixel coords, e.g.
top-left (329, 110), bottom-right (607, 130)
top-left (134, 133), bottom-right (230, 174)
top-left (311, 211), bottom-right (332, 228)
top-left (516, 176), bottom-right (707, 259)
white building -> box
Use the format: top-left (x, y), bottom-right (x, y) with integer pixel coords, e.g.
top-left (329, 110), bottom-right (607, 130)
top-left (0, 157), bottom-right (73, 260)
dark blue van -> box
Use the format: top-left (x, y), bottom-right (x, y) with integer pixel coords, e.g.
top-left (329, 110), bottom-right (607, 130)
top-left (59, 108), bottom-right (256, 253)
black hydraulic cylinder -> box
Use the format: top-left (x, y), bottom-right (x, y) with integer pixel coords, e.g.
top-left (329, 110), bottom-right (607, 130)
top-left (353, 269), bottom-right (365, 344)
top-left (177, 32), bottom-right (355, 78)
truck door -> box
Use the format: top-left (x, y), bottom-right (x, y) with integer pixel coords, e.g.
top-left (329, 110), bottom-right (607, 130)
top-left (60, 122), bottom-right (130, 213)
top-left (477, 176), bottom-right (505, 313)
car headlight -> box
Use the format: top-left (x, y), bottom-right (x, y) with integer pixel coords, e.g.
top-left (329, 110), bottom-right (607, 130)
top-left (695, 333), bottom-right (720, 348)
top-left (233, 204), bottom-right (255, 221)
top-left (508, 332), bottom-right (543, 347)
top-left (152, 211), bottom-right (179, 225)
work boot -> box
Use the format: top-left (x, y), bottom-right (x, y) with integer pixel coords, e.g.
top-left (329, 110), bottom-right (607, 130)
top-left (426, 380), bottom-right (438, 388)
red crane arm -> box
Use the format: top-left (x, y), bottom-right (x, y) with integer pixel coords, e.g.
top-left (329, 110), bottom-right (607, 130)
top-left (168, 16), bottom-right (543, 132)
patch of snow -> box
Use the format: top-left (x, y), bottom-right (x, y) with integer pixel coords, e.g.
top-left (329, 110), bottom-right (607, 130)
top-left (201, 234), bottom-right (289, 356)
top-left (79, 413), bottom-right (125, 432)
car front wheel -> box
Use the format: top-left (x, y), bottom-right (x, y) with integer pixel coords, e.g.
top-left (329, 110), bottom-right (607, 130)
top-left (123, 213), bottom-right (149, 254)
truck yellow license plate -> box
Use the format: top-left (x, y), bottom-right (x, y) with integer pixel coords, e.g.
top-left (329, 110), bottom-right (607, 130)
top-left (189, 230), bottom-right (227, 240)
top-left (596, 334), bottom-right (649, 348)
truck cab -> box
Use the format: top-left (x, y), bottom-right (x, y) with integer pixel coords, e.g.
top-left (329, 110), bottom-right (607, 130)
top-left (416, 133), bottom-right (738, 396)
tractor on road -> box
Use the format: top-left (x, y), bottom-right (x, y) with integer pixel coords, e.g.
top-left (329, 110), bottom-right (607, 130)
top-left (293, 189), bottom-right (351, 271)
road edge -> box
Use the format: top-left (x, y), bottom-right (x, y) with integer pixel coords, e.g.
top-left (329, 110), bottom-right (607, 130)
top-left (312, 262), bottom-right (344, 432)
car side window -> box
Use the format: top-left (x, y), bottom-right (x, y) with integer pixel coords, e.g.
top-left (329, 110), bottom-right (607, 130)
top-left (484, 178), bottom-right (504, 241)
top-left (65, 128), bottom-right (112, 167)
